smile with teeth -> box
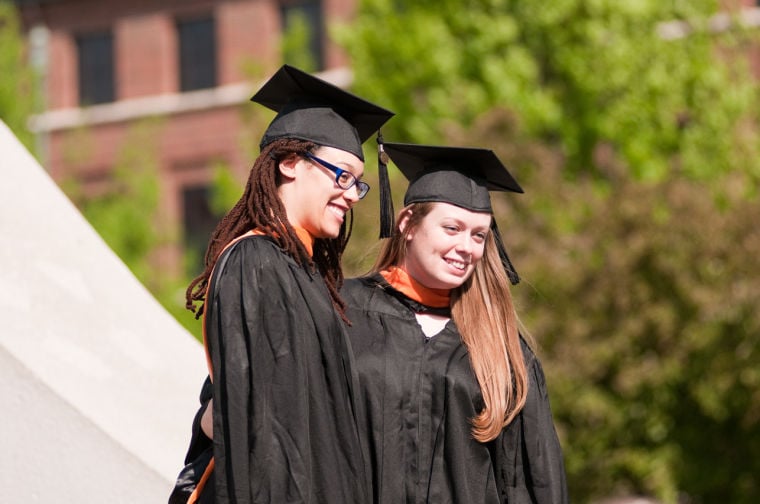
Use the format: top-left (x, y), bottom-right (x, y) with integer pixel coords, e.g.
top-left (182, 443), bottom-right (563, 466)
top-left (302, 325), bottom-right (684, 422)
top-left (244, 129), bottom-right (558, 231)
top-left (445, 258), bottom-right (468, 271)
top-left (328, 204), bottom-right (347, 219)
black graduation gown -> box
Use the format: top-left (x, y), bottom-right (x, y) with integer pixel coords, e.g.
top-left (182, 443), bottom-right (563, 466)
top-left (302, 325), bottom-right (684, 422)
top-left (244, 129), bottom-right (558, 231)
top-left (341, 275), bottom-right (568, 504)
top-left (199, 236), bottom-right (369, 503)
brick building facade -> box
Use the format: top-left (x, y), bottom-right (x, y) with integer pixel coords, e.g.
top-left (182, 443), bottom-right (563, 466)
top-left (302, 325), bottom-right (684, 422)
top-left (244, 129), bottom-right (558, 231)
top-left (15, 0), bottom-right (356, 273)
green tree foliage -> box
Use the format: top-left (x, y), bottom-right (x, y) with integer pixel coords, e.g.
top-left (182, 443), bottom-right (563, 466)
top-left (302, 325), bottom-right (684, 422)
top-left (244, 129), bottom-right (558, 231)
top-left (339, 0), bottom-right (758, 184)
top-left (66, 121), bottom-right (163, 284)
top-left (0, 0), bottom-right (36, 151)
top-left (62, 120), bottom-right (205, 341)
top-left (505, 137), bottom-right (760, 503)
top-left (338, 2), bottom-right (760, 502)
top-left (513, 156), bottom-right (760, 504)
top-left (209, 160), bottom-right (246, 217)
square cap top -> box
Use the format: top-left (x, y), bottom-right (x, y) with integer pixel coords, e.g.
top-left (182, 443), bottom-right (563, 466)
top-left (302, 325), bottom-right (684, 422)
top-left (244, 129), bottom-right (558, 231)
top-left (382, 142), bottom-right (523, 213)
top-left (251, 65), bottom-right (394, 161)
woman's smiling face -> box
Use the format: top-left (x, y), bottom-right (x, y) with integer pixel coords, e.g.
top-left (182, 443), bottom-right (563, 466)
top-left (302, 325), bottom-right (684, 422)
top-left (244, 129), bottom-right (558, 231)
top-left (400, 202), bottom-right (492, 290)
top-left (279, 145), bottom-right (365, 239)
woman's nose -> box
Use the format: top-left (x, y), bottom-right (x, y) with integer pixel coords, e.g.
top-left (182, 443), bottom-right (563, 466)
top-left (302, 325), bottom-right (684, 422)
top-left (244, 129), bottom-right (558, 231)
top-left (343, 184), bottom-right (360, 204)
top-left (456, 234), bottom-right (474, 254)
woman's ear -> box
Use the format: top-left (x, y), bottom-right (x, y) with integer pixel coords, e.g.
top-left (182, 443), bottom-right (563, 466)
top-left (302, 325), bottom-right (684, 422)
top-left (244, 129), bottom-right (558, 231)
top-left (398, 208), bottom-right (413, 237)
top-left (278, 153), bottom-right (300, 181)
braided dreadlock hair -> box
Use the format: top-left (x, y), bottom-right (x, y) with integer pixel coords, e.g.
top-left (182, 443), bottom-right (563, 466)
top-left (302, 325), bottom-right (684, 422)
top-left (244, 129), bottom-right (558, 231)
top-left (185, 137), bottom-right (352, 321)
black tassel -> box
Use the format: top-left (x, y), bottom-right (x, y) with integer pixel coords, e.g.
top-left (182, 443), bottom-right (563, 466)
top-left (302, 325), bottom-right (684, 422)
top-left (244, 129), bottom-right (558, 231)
top-left (491, 221), bottom-right (520, 285)
top-left (377, 131), bottom-right (395, 238)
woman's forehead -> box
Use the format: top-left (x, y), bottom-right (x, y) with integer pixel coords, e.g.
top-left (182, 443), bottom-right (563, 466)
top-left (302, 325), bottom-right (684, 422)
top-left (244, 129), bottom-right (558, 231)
top-left (424, 202), bottom-right (492, 225)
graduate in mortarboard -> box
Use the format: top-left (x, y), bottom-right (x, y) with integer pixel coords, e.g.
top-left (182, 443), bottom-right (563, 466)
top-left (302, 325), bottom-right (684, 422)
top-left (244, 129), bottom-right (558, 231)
top-left (169, 65), bottom-right (393, 504)
top-left (341, 143), bottom-right (569, 503)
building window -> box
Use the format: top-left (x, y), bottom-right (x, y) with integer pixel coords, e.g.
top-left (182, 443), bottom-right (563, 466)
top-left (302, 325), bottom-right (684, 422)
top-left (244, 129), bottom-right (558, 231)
top-left (281, 0), bottom-right (324, 70)
top-left (76, 31), bottom-right (114, 105)
top-left (177, 16), bottom-right (217, 91)
top-left (182, 184), bottom-right (218, 273)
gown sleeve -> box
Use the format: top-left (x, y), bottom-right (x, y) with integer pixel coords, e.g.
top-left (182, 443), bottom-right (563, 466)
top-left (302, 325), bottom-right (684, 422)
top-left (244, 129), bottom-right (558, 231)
top-left (185, 377), bottom-right (213, 462)
top-left (493, 341), bottom-right (569, 504)
top-left (206, 237), bottom-right (300, 504)
top-left (168, 377), bottom-right (213, 504)
top-left (206, 240), bottom-right (257, 504)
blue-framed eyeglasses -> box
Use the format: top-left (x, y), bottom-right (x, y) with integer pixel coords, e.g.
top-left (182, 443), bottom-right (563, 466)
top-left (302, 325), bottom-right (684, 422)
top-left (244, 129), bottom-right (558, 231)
top-left (303, 152), bottom-right (370, 199)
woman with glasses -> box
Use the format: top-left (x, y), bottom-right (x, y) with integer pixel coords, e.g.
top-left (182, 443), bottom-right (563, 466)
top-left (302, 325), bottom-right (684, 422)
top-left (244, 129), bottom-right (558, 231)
top-left (303, 151), bottom-right (371, 199)
top-left (169, 65), bottom-right (393, 504)
top-left (342, 143), bottom-right (568, 504)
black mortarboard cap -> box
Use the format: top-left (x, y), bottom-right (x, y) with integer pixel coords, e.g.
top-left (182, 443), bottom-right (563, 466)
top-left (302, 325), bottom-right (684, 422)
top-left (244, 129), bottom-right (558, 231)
top-left (251, 65), bottom-right (394, 161)
top-left (380, 142), bottom-right (523, 284)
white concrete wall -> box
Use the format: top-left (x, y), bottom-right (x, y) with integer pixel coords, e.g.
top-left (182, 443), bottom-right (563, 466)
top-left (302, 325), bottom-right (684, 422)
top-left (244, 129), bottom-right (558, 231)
top-left (0, 121), bottom-right (208, 502)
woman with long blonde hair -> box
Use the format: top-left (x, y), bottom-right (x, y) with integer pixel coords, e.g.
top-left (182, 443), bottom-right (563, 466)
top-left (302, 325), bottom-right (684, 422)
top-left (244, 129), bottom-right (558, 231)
top-left (342, 143), bottom-right (567, 503)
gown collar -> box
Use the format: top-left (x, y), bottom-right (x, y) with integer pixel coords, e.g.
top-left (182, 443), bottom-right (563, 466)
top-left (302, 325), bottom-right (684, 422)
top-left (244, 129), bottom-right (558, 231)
top-left (248, 226), bottom-right (314, 257)
top-left (379, 266), bottom-right (451, 310)
top-left (292, 227), bottom-right (314, 257)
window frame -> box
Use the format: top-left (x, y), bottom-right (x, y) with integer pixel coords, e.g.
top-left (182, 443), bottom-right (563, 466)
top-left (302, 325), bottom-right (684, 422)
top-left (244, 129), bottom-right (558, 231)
top-left (280, 0), bottom-right (325, 70)
top-left (177, 15), bottom-right (218, 92)
top-left (76, 30), bottom-right (115, 105)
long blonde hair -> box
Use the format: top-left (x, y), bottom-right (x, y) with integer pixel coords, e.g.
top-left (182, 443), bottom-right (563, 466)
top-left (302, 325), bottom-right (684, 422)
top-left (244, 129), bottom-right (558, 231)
top-left (374, 202), bottom-right (528, 442)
